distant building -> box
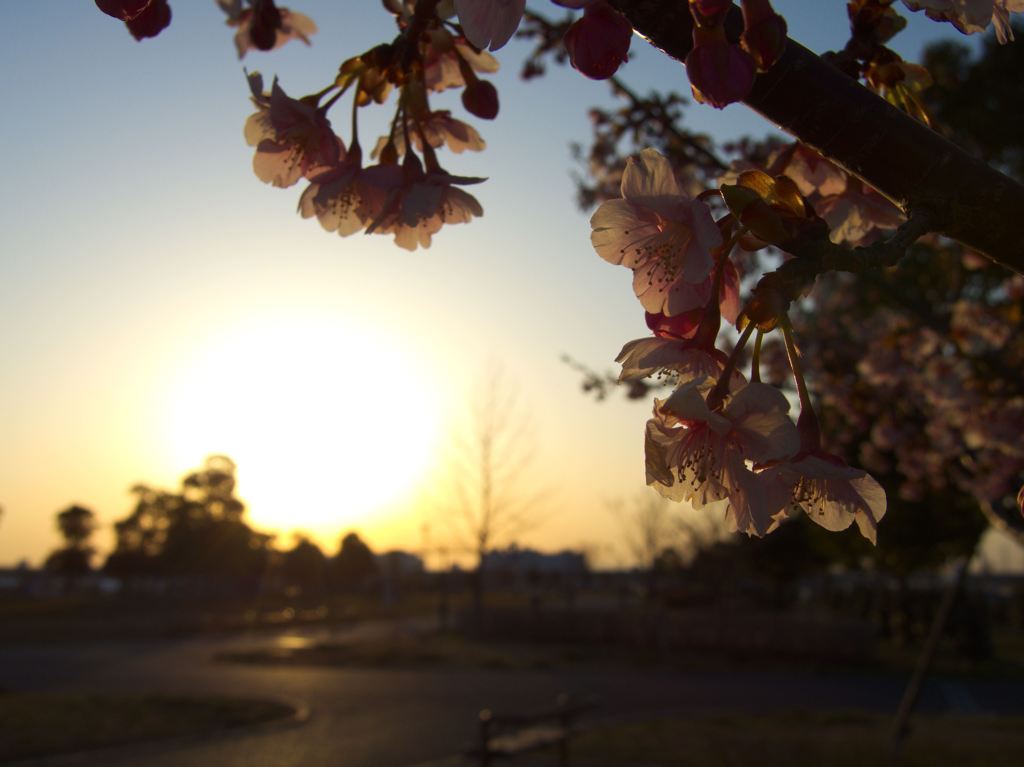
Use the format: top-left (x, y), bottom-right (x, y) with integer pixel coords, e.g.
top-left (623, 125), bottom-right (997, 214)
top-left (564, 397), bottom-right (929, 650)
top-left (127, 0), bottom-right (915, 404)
top-left (483, 545), bottom-right (588, 576)
top-left (377, 550), bottom-right (425, 578)
top-left (0, 566), bottom-right (121, 597)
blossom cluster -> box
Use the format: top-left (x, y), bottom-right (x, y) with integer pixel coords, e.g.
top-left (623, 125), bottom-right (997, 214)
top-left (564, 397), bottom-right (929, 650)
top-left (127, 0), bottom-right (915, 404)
top-left (592, 149), bottom-right (888, 542)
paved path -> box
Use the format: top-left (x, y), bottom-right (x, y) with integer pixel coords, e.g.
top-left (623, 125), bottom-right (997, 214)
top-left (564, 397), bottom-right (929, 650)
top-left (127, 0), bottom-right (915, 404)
top-left (2, 619), bottom-right (1020, 767)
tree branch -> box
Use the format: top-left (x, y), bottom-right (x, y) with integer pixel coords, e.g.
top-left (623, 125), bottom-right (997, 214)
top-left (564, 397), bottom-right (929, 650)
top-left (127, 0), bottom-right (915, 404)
top-left (609, 0), bottom-right (1024, 275)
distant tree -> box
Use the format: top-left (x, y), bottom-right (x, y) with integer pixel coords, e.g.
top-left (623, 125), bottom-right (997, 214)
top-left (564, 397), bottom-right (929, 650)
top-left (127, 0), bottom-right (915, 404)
top-left (44, 504), bottom-right (97, 575)
top-left (610, 492), bottom-right (678, 573)
top-left (104, 456), bottom-right (273, 585)
top-left (331, 531), bottom-right (378, 589)
top-left (439, 367), bottom-right (543, 630)
top-left (281, 534), bottom-right (328, 596)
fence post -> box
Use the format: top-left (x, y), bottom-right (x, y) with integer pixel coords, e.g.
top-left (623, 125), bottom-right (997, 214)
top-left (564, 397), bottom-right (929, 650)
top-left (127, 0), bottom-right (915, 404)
top-left (556, 694), bottom-right (570, 767)
top-left (478, 709), bottom-right (493, 767)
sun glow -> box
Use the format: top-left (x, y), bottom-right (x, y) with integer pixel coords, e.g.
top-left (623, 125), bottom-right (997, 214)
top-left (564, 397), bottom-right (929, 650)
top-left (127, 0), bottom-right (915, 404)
top-left (161, 312), bottom-right (442, 542)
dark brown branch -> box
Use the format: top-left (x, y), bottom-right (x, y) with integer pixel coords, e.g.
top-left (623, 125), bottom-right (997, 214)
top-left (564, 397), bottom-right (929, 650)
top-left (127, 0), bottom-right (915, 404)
top-left (609, 0), bottom-right (1024, 275)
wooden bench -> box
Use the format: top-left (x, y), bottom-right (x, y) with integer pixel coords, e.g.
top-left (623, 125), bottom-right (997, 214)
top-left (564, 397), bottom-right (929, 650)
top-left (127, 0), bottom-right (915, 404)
top-left (467, 694), bottom-right (596, 767)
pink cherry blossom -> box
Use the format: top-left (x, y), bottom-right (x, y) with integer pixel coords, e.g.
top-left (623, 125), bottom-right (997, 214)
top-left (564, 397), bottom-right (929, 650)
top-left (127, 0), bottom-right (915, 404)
top-left (298, 151), bottom-right (400, 238)
top-left (454, 0), bottom-right (526, 51)
top-left (421, 27), bottom-right (500, 93)
top-left (372, 111), bottom-right (486, 159)
top-left (761, 452), bottom-right (888, 544)
top-left (217, 0), bottom-right (317, 59)
top-left (367, 155), bottom-right (484, 250)
top-left (244, 73), bottom-right (342, 188)
top-left (617, 338), bottom-right (739, 389)
top-left (591, 149), bottom-right (723, 316)
top-left (645, 381), bottom-right (800, 536)
top-left (816, 179), bottom-right (903, 246)
top-left (901, 0), bottom-right (1024, 44)
top-left (760, 143), bottom-right (902, 246)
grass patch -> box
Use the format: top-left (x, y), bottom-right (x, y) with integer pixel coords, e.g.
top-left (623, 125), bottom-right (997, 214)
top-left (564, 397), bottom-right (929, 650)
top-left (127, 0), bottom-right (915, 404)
top-left (0, 692), bottom-right (294, 762)
top-left (571, 710), bottom-right (1024, 767)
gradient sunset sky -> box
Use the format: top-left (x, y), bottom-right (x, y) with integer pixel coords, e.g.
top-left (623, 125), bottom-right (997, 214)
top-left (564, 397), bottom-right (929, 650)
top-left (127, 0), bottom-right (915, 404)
top-left (3, 1), bottom-right (1020, 570)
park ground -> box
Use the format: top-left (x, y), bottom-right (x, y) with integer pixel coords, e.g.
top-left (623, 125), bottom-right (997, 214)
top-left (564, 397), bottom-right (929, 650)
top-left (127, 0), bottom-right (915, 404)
top-left (2, 591), bottom-right (1023, 766)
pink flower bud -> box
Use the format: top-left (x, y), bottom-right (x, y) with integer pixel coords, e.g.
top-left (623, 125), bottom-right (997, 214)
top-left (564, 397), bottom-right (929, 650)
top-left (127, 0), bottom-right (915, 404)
top-left (462, 80), bottom-right (500, 120)
top-left (564, 2), bottom-right (633, 80)
top-left (645, 308), bottom-right (703, 340)
top-left (685, 26), bottom-right (755, 108)
top-left (125, 0), bottom-right (171, 40)
top-left (94, 0), bottom-right (153, 21)
top-left (740, 0), bottom-right (787, 71)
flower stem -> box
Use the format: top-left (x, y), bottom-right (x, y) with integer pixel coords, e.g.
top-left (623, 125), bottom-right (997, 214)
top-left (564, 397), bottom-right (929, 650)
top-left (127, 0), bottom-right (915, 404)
top-left (751, 329), bottom-right (763, 383)
top-left (780, 316), bottom-right (811, 411)
top-left (706, 321), bottom-right (755, 410)
top-left (781, 315), bottom-right (822, 451)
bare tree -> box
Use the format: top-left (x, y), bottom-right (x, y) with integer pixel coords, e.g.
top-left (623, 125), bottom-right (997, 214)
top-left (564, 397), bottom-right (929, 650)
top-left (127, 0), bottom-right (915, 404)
top-left (611, 491), bottom-right (732, 598)
top-left (438, 366), bottom-right (544, 631)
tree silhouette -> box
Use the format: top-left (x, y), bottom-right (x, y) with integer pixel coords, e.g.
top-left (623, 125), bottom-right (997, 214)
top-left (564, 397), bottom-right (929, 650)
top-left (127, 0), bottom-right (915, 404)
top-left (44, 505), bottom-right (97, 576)
top-left (104, 456), bottom-right (273, 586)
top-left (281, 534), bottom-right (329, 596)
top-left (331, 531), bottom-right (378, 590)
top-left (438, 367), bottom-right (543, 629)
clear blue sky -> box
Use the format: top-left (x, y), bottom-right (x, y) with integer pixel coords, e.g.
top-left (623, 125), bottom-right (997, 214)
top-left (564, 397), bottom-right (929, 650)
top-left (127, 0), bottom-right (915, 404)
top-left (4, 1), bottom-right (1019, 570)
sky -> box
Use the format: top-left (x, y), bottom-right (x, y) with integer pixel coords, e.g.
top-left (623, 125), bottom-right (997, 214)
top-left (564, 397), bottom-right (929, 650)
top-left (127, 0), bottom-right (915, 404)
top-left (1, 0), bottom-right (1021, 571)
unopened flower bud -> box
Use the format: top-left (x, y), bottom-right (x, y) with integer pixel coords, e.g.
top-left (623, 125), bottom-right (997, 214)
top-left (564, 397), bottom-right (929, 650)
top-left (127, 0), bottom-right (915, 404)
top-left (740, 0), bottom-right (787, 71)
top-left (685, 26), bottom-right (755, 108)
top-left (94, 0), bottom-right (152, 21)
top-left (564, 1), bottom-right (633, 80)
top-left (645, 308), bottom-right (703, 340)
top-left (462, 79), bottom-right (499, 119)
top-left (125, 0), bottom-right (171, 40)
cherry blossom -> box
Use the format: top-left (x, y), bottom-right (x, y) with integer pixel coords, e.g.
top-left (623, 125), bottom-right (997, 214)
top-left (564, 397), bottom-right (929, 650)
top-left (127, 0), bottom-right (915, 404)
top-left (244, 73), bottom-right (342, 188)
top-left (761, 452), bottom-right (888, 544)
top-left (591, 149), bottom-right (722, 316)
top-left (645, 381), bottom-right (800, 536)
top-left (372, 111), bottom-right (486, 159)
top-left (761, 143), bottom-right (902, 246)
top-left (420, 27), bottom-right (500, 93)
top-left (816, 179), bottom-right (904, 245)
top-left (297, 150), bottom-right (403, 238)
top-left (368, 154), bottom-right (484, 250)
top-left (217, 0), bottom-right (317, 59)
top-left (616, 259), bottom-right (743, 390)
top-left (454, 0), bottom-right (526, 52)
top-left (901, 0), bottom-right (1024, 44)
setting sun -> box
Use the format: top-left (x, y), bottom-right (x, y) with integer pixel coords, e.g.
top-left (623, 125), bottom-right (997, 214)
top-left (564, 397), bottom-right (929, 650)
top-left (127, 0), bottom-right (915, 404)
top-left (159, 311), bottom-right (442, 542)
